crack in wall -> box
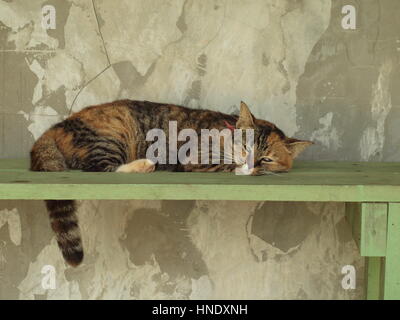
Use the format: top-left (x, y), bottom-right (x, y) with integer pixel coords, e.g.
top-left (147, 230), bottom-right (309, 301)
top-left (68, 64), bottom-right (111, 114)
top-left (68, 1), bottom-right (112, 114)
top-left (245, 212), bottom-right (260, 262)
top-left (91, 0), bottom-right (110, 66)
top-left (196, 0), bottom-right (227, 56)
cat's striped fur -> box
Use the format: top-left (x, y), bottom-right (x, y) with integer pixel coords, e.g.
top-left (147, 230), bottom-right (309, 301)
top-left (31, 99), bottom-right (312, 267)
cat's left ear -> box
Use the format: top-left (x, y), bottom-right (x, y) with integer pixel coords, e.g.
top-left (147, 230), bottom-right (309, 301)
top-left (286, 138), bottom-right (314, 158)
top-left (236, 101), bottom-right (255, 129)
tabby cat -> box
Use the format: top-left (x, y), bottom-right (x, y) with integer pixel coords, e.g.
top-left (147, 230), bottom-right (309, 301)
top-left (30, 100), bottom-right (312, 267)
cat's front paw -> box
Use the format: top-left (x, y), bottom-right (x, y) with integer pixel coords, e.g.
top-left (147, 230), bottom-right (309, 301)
top-left (139, 159), bottom-right (156, 173)
top-left (116, 159), bottom-right (155, 173)
top-left (235, 163), bottom-right (255, 175)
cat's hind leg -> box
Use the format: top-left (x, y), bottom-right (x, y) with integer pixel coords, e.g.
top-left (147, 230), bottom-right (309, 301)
top-left (116, 159), bottom-right (155, 173)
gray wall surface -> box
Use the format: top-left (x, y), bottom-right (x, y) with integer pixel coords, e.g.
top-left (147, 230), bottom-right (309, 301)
top-left (1, 0), bottom-right (399, 299)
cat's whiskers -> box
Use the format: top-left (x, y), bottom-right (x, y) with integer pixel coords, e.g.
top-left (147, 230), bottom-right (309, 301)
top-left (258, 169), bottom-right (281, 176)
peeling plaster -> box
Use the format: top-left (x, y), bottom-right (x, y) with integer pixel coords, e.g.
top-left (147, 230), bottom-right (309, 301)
top-left (0, 0), bottom-right (59, 50)
top-left (18, 106), bottom-right (62, 140)
top-left (360, 60), bottom-right (393, 161)
top-left (0, 208), bottom-right (21, 247)
top-left (310, 112), bottom-right (340, 150)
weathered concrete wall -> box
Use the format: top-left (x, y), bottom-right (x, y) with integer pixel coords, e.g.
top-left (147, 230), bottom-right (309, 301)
top-left (0, 0), bottom-right (399, 299)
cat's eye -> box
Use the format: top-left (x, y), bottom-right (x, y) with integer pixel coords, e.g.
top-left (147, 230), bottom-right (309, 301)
top-left (261, 157), bottom-right (273, 163)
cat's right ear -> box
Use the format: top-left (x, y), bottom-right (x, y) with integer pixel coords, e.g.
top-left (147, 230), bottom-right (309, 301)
top-left (236, 101), bottom-right (255, 129)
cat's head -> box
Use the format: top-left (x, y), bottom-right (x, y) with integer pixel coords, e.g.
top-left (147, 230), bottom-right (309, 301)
top-left (234, 101), bottom-right (313, 175)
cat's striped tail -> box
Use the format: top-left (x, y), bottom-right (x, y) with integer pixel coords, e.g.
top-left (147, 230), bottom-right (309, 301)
top-left (30, 130), bottom-right (84, 267)
top-left (45, 200), bottom-right (83, 267)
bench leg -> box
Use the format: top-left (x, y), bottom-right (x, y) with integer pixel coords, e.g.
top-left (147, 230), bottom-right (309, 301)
top-left (384, 203), bottom-right (400, 299)
top-left (365, 257), bottom-right (384, 300)
top-left (345, 202), bottom-right (387, 300)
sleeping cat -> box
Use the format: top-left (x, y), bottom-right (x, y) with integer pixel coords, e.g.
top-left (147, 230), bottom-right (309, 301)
top-left (30, 100), bottom-right (312, 267)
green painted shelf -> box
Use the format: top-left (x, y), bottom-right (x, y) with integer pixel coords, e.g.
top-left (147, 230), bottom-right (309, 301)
top-left (1, 159), bottom-right (400, 201)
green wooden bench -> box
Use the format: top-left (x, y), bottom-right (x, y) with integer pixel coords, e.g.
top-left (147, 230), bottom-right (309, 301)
top-left (1, 158), bottom-right (399, 299)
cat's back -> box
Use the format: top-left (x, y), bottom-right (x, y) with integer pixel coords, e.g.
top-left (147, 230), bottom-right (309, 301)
top-left (69, 99), bottom-right (185, 124)
top-left (71, 99), bottom-right (234, 131)
top-left (68, 99), bottom-right (134, 123)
